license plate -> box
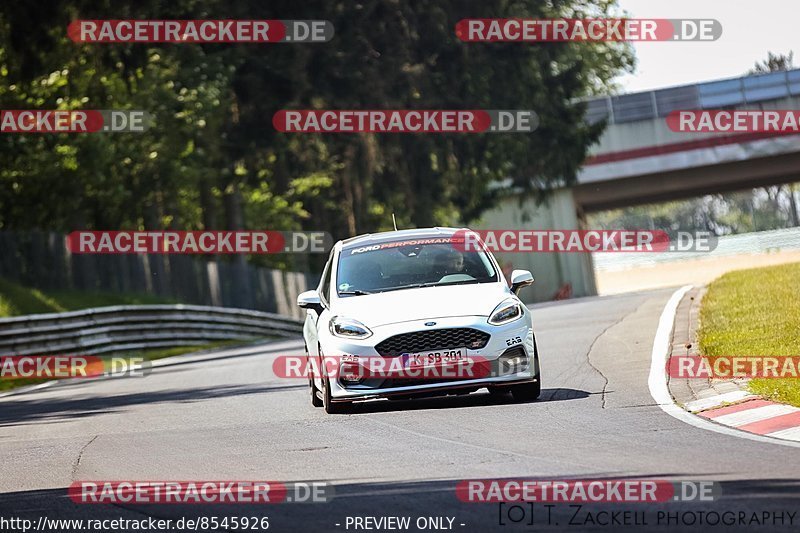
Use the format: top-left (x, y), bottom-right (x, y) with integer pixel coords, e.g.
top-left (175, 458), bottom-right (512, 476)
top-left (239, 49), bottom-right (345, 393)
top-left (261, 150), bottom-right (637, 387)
top-left (403, 348), bottom-right (466, 369)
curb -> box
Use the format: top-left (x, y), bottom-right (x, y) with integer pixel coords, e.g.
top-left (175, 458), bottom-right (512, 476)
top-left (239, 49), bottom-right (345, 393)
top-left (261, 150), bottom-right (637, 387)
top-left (696, 399), bottom-right (800, 441)
top-left (667, 286), bottom-right (800, 443)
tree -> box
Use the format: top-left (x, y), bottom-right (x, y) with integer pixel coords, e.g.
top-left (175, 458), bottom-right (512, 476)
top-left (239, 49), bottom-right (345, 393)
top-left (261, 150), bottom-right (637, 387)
top-left (0, 0), bottom-right (634, 264)
top-left (747, 51), bottom-right (800, 226)
top-left (750, 51), bottom-right (794, 74)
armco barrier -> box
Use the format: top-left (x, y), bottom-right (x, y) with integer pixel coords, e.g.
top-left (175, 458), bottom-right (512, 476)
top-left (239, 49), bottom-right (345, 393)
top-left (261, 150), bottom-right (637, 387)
top-left (0, 304), bottom-right (304, 356)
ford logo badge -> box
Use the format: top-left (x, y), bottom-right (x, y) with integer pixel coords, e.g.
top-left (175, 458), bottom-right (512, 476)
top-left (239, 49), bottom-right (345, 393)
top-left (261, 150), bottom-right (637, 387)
top-left (424, 321), bottom-right (436, 326)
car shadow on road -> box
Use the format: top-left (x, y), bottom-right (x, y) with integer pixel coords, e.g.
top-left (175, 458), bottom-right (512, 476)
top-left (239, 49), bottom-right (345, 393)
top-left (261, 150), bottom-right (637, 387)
top-left (343, 388), bottom-right (595, 415)
top-left (0, 383), bottom-right (307, 428)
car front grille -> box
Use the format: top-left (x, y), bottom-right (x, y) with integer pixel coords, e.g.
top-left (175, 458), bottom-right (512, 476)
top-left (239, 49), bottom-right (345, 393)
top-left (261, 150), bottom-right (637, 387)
top-left (375, 328), bottom-right (490, 356)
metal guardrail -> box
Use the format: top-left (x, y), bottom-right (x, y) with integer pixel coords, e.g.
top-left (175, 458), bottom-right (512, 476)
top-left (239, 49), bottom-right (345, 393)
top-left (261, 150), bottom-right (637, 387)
top-left (594, 227), bottom-right (800, 272)
top-left (0, 304), bottom-right (304, 356)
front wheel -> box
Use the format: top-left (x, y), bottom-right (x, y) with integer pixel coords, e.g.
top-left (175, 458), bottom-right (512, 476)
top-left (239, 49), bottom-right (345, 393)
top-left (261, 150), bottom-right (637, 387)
top-left (306, 348), bottom-right (323, 407)
top-left (510, 335), bottom-right (542, 402)
top-left (510, 380), bottom-right (541, 402)
top-left (309, 373), bottom-right (323, 408)
top-left (323, 376), bottom-right (351, 414)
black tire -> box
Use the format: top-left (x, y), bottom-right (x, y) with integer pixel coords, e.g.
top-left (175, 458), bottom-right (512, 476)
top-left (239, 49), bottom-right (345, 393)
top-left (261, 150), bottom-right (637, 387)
top-left (309, 371), bottom-right (323, 408)
top-left (323, 376), bottom-right (351, 414)
top-left (510, 380), bottom-right (541, 402)
top-left (512, 335), bottom-right (542, 402)
top-left (306, 348), bottom-right (323, 407)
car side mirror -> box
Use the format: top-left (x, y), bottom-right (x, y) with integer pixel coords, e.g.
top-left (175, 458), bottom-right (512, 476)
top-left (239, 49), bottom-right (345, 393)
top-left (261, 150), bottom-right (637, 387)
top-left (510, 269), bottom-right (534, 295)
top-left (297, 290), bottom-right (324, 314)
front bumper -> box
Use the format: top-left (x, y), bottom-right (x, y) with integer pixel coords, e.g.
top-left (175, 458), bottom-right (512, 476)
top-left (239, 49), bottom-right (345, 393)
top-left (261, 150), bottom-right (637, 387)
top-left (321, 315), bottom-right (537, 402)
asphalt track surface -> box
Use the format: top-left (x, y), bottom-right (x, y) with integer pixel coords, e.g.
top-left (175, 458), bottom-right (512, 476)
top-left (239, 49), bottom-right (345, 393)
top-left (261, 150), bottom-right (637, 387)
top-left (1, 288), bottom-right (799, 532)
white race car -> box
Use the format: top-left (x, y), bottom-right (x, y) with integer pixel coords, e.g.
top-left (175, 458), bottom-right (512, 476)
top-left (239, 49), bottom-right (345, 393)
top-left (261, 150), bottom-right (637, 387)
top-left (297, 227), bottom-right (541, 413)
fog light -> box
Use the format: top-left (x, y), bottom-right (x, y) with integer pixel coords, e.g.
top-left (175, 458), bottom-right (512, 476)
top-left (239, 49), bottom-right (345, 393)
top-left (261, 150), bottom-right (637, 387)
top-left (497, 347), bottom-right (529, 376)
top-left (504, 355), bottom-right (527, 367)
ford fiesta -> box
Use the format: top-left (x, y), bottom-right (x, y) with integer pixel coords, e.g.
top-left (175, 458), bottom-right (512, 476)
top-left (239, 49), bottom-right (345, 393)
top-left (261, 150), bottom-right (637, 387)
top-left (296, 227), bottom-right (541, 414)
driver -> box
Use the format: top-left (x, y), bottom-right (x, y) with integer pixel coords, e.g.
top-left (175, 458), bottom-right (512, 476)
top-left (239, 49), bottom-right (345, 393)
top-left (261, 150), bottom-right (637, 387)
top-left (446, 250), bottom-right (464, 273)
top-left (434, 250), bottom-right (464, 275)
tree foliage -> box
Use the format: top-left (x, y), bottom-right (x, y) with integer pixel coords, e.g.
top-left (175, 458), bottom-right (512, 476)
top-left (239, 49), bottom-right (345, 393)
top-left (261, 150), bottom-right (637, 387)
top-left (589, 185), bottom-right (800, 236)
top-left (0, 0), bottom-right (634, 270)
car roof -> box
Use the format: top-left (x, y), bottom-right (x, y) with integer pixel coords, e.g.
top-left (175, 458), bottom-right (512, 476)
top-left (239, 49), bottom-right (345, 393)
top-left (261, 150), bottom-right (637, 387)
top-left (339, 227), bottom-right (465, 249)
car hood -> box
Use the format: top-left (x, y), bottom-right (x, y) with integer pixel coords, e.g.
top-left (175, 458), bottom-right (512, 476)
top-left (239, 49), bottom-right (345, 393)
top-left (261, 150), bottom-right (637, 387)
top-left (333, 282), bottom-right (513, 328)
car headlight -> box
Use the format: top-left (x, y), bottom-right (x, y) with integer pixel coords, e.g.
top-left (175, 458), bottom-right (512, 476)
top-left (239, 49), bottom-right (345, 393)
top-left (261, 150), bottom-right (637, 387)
top-left (329, 316), bottom-right (373, 339)
top-left (488, 299), bottom-right (523, 325)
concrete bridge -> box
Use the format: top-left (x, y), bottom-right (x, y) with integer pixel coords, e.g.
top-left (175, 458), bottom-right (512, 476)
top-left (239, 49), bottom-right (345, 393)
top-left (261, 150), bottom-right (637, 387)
top-left (478, 68), bottom-right (800, 302)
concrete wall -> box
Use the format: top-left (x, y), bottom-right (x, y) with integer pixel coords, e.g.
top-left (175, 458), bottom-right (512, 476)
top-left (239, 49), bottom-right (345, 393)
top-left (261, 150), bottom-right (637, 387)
top-left (589, 95), bottom-right (800, 156)
top-left (580, 96), bottom-right (800, 187)
top-left (472, 189), bottom-right (597, 304)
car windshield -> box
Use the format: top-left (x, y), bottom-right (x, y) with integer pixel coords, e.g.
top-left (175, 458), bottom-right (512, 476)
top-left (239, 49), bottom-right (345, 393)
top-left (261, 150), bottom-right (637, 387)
top-left (336, 239), bottom-right (498, 296)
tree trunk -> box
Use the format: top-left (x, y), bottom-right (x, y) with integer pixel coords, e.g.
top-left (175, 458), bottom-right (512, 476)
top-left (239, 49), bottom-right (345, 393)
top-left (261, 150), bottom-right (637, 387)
top-left (341, 144), bottom-right (358, 236)
top-left (789, 183), bottom-right (800, 227)
top-left (200, 179), bottom-right (218, 230)
top-left (223, 184), bottom-right (254, 309)
top-left (144, 202), bottom-right (169, 297)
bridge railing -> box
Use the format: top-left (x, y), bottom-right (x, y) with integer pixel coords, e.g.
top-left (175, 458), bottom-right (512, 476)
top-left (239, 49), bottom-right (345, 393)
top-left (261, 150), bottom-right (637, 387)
top-left (586, 68), bottom-right (800, 125)
top-left (0, 305), bottom-right (304, 357)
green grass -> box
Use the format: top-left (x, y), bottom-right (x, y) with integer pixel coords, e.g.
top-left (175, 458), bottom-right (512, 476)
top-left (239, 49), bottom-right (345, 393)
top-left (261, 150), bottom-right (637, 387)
top-left (0, 376), bottom-right (50, 393)
top-left (0, 277), bottom-right (174, 317)
top-left (699, 262), bottom-right (800, 407)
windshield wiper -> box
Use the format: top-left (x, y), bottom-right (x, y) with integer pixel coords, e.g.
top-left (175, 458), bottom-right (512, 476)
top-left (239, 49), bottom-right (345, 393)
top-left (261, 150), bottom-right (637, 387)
top-left (408, 280), bottom-right (481, 289)
top-left (377, 284), bottom-right (428, 293)
top-left (338, 289), bottom-right (374, 296)
top-left (378, 280), bottom-right (481, 293)
top-left (436, 279), bottom-right (481, 287)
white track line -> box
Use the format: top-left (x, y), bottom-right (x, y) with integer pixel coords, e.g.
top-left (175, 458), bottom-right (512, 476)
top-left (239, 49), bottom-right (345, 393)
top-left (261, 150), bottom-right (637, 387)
top-left (647, 285), bottom-right (800, 449)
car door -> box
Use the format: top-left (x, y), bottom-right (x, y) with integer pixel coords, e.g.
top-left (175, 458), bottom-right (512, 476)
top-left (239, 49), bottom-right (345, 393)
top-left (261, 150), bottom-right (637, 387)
top-left (306, 251), bottom-right (334, 390)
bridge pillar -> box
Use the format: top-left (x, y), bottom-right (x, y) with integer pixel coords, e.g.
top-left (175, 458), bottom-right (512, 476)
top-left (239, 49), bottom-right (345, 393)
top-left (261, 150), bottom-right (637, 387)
top-left (473, 189), bottom-right (597, 303)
